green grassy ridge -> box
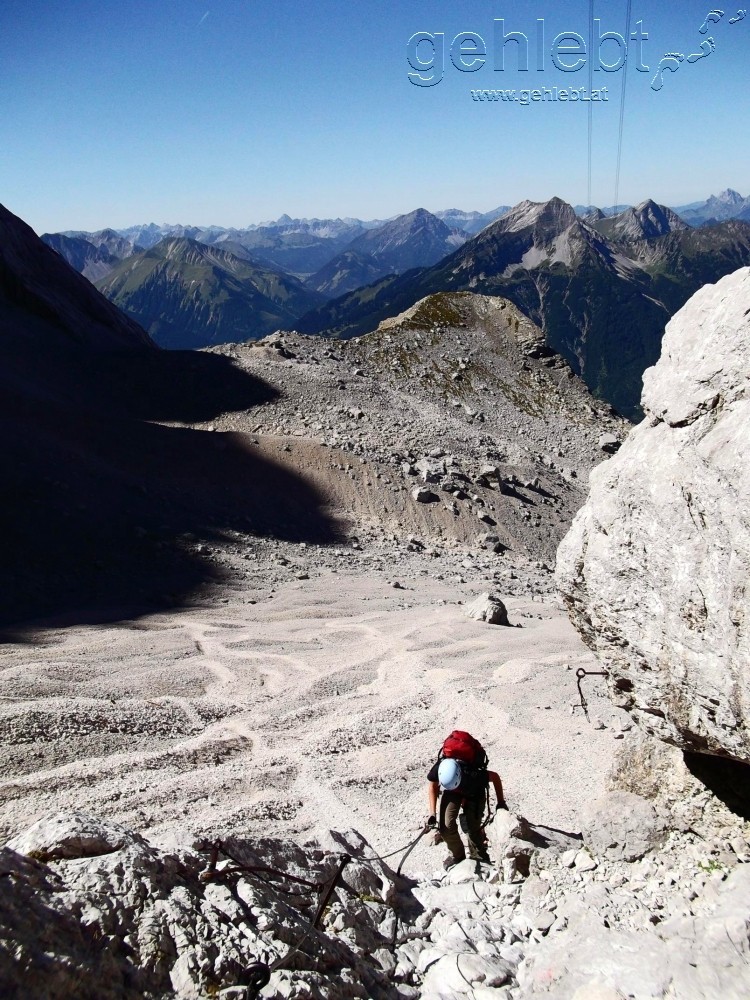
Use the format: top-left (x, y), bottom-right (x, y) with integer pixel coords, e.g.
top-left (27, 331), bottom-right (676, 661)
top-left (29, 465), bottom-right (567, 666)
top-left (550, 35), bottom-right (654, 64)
top-left (96, 238), bottom-right (326, 349)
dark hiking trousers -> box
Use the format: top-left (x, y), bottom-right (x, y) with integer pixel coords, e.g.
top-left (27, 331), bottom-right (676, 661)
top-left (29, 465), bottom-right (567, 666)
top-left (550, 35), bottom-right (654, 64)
top-left (439, 791), bottom-right (487, 861)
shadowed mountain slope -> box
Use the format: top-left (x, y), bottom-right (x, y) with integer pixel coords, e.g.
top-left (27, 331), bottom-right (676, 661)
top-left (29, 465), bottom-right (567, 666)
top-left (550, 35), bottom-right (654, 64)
top-left (0, 206), bottom-right (341, 633)
top-left (0, 205), bottom-right (154, 353)
top-left (40, 233), bottom-right (120, 282)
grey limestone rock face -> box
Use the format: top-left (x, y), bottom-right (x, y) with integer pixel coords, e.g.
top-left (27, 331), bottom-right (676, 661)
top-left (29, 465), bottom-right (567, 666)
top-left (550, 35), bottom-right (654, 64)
top-left (0, 816), bottom-right (395, 1000)
top-left (556, 267), bottom-right (750, 762)
top-left (517, 866), bottom-right (750, 1000)
top-left (3, 810), bottom-right (750, 999)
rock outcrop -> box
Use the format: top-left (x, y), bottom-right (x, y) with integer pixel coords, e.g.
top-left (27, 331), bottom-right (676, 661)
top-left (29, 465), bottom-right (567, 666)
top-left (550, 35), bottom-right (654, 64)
top-left (4, 810), bottom-right (749, 999)
top-left (485, 809), bottom-right (536, 879)
top-left (6, 812), bottom-right (147, 862)
top-left (517, 865), bottom-right (750, 1000)
top-left (0, 813), bottom-right (396, 1000)
top-left (556, 268), bottom-right (750, 762)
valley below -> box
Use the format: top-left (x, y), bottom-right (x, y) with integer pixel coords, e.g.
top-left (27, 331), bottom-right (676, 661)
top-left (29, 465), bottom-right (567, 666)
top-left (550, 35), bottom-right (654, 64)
top-left (1, 202), bottom-right (749, 1000)
top-left (0, 567), bottom-right (618, 857)
top-left (2, 289), bottom-right (625, 854)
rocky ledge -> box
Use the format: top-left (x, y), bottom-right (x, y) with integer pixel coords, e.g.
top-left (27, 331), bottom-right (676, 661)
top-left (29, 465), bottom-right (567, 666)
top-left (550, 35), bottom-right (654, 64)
top-left (1, 803), bottom-right (748, 999)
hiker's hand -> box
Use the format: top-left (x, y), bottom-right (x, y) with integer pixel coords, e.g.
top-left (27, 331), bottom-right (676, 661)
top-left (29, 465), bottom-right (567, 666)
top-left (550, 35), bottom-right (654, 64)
top-left (427, 814), bottom-right (437, 829)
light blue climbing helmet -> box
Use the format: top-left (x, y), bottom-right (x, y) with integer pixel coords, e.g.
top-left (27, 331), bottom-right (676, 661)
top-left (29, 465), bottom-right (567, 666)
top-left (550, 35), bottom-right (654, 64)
top-left (438, 758), bottom-right (462, 791)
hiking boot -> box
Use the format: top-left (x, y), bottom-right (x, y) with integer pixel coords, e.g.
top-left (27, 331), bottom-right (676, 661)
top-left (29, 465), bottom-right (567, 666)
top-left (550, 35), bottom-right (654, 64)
top-left (443, 855), bottom-right (465, 871)
top-left (469, 852), bottom-right (491, 864)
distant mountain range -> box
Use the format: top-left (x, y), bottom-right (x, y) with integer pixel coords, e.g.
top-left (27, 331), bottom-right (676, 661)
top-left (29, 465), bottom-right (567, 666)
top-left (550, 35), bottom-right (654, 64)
top-left (574, 204), bottom-right (630, 218)
top-left (210, 222), bottom-right (366, 277)
top-left (574, 189), bottom-right (750, 225)
top-left (95, 237), bottom-right (326, 348)
top-left (54, 211), bottom-right (474, 284)
top-left (434, 207), bottom-right (510, 233)
top-left (40, 188), bottom-right (750, 286)
top-left (41, 228), bottom-right (142, 282)
top-left (43, 207), bottom-right (505, 283)
top-left (241, 215), bottom-right (386, 236)
top-left (37, 187), bottom-right (750, 415)
top-left (297, 197), bottom-right (750, 420)
top-left (673, 188), bottom-right (750, 226)
top-left (308, 209), bottom-right (468, 297)
top-left (80, 209), bottom-right (476, 347)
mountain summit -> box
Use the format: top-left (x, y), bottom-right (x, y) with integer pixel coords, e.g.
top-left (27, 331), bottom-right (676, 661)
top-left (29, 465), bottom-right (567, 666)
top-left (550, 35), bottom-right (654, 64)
top-left (346, 208), bottom-right (464, 262)
top-left (308, 208), bottom-right (467, 296)
top-left (592, 200), bottom-right (689, 242)
top-left (714, 187), bottom-right (745, 206)
top-left (675, 188), bottom-right (750, 226)
top-left (96, 238), bottom-right (326, 348)
top-left (489, 197), bottom-right (577, 236)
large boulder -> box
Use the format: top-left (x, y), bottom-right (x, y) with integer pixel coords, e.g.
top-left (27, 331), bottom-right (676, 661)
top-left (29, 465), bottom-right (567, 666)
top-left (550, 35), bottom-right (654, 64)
top-left (556, 268), bottom-right (750, 762)
top-left (582, 792), bottom-right (666, 862)
top-left (7, 811), bottom-right (147, 861)
top-left (486, 810), bottom-right (536, 881)
top-left (465, 593), bottom-right (510, 626)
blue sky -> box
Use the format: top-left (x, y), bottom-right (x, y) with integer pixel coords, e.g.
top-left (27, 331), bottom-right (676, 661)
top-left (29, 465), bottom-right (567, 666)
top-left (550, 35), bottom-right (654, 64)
top-left (2, 1), bottom-right (749, 232)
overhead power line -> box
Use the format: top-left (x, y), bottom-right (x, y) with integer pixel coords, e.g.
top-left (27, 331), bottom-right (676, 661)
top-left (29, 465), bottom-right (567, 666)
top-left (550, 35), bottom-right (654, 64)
top-left (587, 0), bottom-right (595, 208)
top-left (614, 0), bottom-right (634, 211)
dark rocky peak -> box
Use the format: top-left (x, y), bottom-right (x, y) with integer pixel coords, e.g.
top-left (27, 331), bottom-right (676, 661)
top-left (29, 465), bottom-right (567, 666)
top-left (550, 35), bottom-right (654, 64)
top-left (87, 228), bottom-right (141, 258)
top-left (0, 203), bottom-right (153, 352)
top-left (626, 200), bottom-right (689, 238)
top-left (378, 208), bottom-right (450, 238)
top-left (349, 209), bottom-right (460, 259)
top-left (590, 200), bottom-right (690, 243)
top-left (583, 207), bottom-right (606, 222)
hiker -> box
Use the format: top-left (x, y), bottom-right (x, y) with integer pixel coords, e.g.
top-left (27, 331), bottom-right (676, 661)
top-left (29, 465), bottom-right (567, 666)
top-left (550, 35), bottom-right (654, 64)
top-left (426, 730), bottom-right (506, 869)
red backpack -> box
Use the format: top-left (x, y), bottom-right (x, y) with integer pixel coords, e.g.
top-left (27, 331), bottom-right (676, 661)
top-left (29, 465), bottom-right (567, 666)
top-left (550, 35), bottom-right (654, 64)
top-left (440, 731), bottom-right (488, 768)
